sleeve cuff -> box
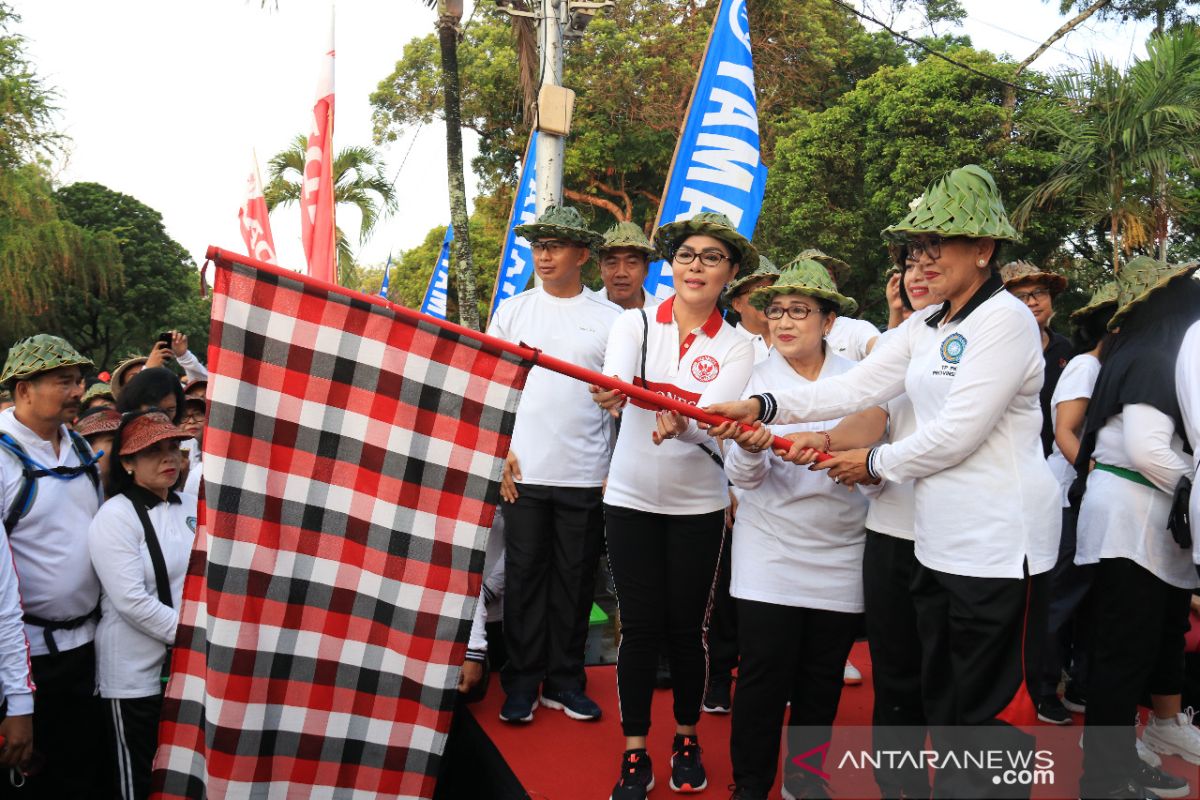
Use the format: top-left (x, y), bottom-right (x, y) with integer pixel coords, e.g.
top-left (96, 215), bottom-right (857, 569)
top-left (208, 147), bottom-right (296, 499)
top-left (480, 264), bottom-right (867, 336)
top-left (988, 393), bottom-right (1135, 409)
top-left (465, 648), bottom-right (488, 663)
top-left (754, 393), bottom-right (777, 424)
top-left (5, 692), bottom-right (33, 716)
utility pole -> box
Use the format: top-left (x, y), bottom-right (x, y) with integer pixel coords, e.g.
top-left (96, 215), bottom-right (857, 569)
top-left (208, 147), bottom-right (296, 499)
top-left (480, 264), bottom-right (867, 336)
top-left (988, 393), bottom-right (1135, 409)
top-left (535, 0), bottom-right (566, 215)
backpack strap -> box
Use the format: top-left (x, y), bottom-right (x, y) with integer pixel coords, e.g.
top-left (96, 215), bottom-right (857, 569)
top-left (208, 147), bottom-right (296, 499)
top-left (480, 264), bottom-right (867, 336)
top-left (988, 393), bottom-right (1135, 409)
top-left (66, 430), bottom-right (101, 493)
top-left (127, 496), bottom-right (173, 609)
top-left (0, 435), bottom-right (36, 538)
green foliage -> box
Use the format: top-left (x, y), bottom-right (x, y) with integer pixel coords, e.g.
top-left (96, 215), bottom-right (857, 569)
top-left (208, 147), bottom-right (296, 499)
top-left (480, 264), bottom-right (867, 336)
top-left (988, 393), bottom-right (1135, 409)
top-left (1060, 0), bottom-right (1200, 31)
top-left (0, 3), bottom-right (61, 169)
top-left (758, 48), bottom-right (1073, 325)
top-left (34, 182), bottom-right (211, 372)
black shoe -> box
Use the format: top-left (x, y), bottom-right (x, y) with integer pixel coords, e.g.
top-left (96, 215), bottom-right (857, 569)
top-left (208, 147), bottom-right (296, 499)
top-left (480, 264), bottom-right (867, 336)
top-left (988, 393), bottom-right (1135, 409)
top-left (498, 691), bottom-right (536, 723)
top-left (1037, 697), bottom-right (1073, 725)
top-left (782, 769), bottom-right (831, 800)
top-left (728, 786), bottom-right (768, 800)
top-left (702, 677), bottom-right (732, 714)
top-left (540, 688), bottom-right (602, 721)
top-left (670, 733), bottom-right (707, 792)
top-left (1063, 683), bottom-right (1087, 714)
top-left (1080, 779), bottom-right (1161, 799)
top-left (1133, 762), bottom-right (1189, 799)
top-left (611, 749), bottom-right (654, 800)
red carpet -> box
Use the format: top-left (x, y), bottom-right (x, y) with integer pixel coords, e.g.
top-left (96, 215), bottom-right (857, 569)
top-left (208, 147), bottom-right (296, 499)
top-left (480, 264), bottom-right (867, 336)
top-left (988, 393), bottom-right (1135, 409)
top-left (477, 642), bottom-right (877, 799)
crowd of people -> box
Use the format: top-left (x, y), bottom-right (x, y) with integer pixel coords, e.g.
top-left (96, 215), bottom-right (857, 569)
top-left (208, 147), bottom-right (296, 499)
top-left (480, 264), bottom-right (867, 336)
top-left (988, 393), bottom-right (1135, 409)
top-left (0, 331), bottom-right (208, 799)
top-left (474, 163), bottom-right (1200, 800)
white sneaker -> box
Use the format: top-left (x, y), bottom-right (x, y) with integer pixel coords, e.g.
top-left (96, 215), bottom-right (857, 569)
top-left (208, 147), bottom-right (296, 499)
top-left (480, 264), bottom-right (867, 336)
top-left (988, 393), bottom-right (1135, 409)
top-left (1137, 736), bottom-right (1164, 768)
top-left (1142, 708), bottom-right (1200, 765)
top-left (843, 660), bottom-right (862, 686)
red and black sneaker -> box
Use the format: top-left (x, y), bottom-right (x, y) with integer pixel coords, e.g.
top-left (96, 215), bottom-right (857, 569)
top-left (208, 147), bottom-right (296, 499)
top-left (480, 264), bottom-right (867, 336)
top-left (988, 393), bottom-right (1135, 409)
top-left (611, 749), bottom-right (655, 800)
top-left (670, 733), bottom-right (707, 793)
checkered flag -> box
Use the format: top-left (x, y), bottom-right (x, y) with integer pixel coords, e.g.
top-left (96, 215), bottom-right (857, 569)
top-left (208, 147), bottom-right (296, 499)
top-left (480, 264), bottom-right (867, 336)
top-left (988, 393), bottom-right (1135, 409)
top-left (152, 254), bottom-right (531, 799)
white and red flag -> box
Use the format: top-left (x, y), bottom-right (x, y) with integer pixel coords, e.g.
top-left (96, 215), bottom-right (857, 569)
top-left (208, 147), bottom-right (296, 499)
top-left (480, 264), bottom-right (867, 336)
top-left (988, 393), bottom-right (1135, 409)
top-left (236, 151), bottom-right (277, 264)
top-left (301, 10), bottom-right (337, 284)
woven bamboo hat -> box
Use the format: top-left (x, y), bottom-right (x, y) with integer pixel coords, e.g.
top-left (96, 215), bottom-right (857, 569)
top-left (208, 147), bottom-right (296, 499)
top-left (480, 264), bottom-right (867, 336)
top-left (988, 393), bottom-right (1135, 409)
top-left (723, 254), bottom-right (780, 302)
top-left (0, 335), bottom-right (93, 389)
top-left (513, 205), bottom-right (604, 250)
top-left (1069, 281), bottom-right (1118, 321)
top-left (599, 221), bottom-right (657, 258)
top-left (797, 248), bottom-right (852, 288)
top-left (749, 256), bottom-right (858, 316)
top-left (883, 164), bottom-right (1021, 243)
top-left (117, 411), bottom-right (190, 457)
top-left (653, 212), bottom-right (758, 271)
top-left (1108, 256), bottom-right (1200, 330)
top-left (1001, 260), bottom-right (1068, 296)
top-left (82, 382), bottom-right (115, 406)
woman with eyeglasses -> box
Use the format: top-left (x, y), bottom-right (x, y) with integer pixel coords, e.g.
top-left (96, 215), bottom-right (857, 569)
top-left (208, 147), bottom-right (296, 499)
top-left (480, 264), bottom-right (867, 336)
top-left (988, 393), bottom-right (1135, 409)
top-left (88, 410), bottom-right (197, 800)
top-left (709, 165), bottom-right (1061, 798)
top-left (714, 256), bottom-right (877, 800)
top-left (590, 212), bottom-right (756, 800)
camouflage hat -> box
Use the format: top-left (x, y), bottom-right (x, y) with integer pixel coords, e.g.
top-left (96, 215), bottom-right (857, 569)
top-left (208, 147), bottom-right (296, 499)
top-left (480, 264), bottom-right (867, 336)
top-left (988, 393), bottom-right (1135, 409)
top-left (1069, 281), bottom-right (1118, 322)
top-left (653, 212), bottom-right (758, 272)
top-left (513, 205), bottom-right (604, 250)
top-left (598, 221), bottom-right (657, 258)
top-left (750, 256), bottom-right (858, 316)
top-left (883, 164), bottom-right (1021, 243)
top-left (723, 254), bottom-right (780, 303)
top-left (82, 382), bottom-right (115, 405)
top-left (798, 248), bottom-right (852, 289)
top-left (110, 355), bottom-right (148, 398)
top-left (0, 335), bottom-right (93, 389)
top-left (1001, 260), bottom-right (1068, 296)
top-left (1108, 256), bottom-right (1200, 331)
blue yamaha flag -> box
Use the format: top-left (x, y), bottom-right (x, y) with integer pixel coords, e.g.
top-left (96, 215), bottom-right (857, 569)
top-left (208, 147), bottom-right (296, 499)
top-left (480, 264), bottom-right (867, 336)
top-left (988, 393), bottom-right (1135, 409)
top-left (378, 253), bottom-right (393, 300)
top-left (487, 132), bottom-right (539, 323)
top-left (645, 0), bottom-right (768, 300)
top-left (419, 224), bottom-right (454, 319)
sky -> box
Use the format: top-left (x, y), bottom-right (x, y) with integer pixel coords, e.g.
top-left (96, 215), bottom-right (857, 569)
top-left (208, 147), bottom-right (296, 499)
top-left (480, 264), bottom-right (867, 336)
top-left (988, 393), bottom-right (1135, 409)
top-left (11, 0), bottom-right (1156, 276)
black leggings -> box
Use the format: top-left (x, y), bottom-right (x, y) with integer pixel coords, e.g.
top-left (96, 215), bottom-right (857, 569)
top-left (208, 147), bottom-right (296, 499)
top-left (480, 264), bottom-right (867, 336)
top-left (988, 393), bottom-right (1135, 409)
top-left (604, 504), bottom-right (725, 738)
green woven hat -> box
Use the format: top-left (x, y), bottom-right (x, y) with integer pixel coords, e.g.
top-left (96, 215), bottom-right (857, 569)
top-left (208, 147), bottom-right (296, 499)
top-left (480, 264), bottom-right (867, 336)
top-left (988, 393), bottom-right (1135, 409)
top-left (883, 164), bottom-right (1021, 244)
top-left (599, 221), bottom-right (656, 258)
top-left (723, 254), bottom-right (780, 302)
top-left (82, 381), bottom-right (114, 405)
top-left (798, 248), bottom-right (852, 288)
top-left (513, 205), bottom-right (604, 250)
top-left (1108, 256), bottom-right (1200, 330)
top-left (1069, 281), bottom-right (1118, 322)
top-left (749, 256), bottom-right (858, 316)
top-left (1001, 260), bottom-right (1068, 296)
top-left (0, 335), bottom-right (93, 389)
top-left (653, 212), bottom-right (758, 271)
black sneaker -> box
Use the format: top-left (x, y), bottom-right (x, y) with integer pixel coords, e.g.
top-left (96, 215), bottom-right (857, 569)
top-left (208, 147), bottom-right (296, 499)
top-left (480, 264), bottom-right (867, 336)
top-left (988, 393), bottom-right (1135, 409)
top-left (1063, 683), bottom-right (1087, 714)
top-left (1133, 762), bottom-right (1189, 799)
top-left (728, 786), bottom-right (768, 800)
top-left (670, 733), bottom-right (707, 792)
top-left (702, 677), bottom-right (732, 714)
top-left (611, 749), bottom-right (654, 800)
top-left (1037, 697), bottom-right (1073, 725)
top-left (782, 769), bottom-right (831, 800)
top-left (1080, 779), bottom-right (1161, 799)
top-left (540, 688), bottom-right (602, 721)
top-left (498, 691), bottom-right (536, 723)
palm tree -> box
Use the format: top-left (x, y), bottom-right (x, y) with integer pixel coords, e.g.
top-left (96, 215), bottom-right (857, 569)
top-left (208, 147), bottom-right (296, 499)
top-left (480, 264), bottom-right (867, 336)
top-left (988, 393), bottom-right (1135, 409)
top-left (264, 135), bottom-right (399, 283)
top-left (1014, 26), bottom-right (1200, 271)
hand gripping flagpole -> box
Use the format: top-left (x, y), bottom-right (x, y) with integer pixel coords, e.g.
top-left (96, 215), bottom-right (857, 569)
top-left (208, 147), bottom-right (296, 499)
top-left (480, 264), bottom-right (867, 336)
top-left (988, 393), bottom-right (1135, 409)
top-left (204, 246), bottom-right (831, 461)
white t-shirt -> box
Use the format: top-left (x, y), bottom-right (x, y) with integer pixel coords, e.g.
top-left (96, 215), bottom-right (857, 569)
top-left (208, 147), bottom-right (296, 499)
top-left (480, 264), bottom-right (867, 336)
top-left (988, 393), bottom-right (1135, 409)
top-left (865, 391), bottom-right (917, 542)
top-left (487, 286), bottom-right (621, 487)
top-left (1179, 321), bottom-right (1200, 559)
top-left (594, 286), bottom-right (661, 311)
top-left (726, 351), bottom-right (867, 612)
top-left (1076, 404), bottom-right (1194, 588)
top-left (733, 323), bottom-right (771, 365)
top-left (759, 275), bottom-right (1061, 579)
top-left (826, 316), bottom-right (879, 362)
top-left (1046, 354), bottom-right (1101, 508)
top-left (182, 438), bottom-right (202, 496)
top-left (603, 297), bottom-right (755, 515)
top-left (89, 490), bottom-right (197, 698)
top-left (0, 408), bottom-right (102, 657)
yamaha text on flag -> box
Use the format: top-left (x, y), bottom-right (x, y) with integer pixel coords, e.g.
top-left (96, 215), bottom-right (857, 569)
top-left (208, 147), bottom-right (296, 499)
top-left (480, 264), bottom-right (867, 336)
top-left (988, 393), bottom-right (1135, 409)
top-left (420, 225), bottom-right (455, 320)
top-left (488, 131), bottom-right (539, 323)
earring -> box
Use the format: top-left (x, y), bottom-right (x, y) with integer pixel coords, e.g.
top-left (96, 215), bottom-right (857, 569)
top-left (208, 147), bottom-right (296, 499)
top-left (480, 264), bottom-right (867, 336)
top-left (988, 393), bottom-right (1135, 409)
top-left (977, 259), bottom-right (987, 267)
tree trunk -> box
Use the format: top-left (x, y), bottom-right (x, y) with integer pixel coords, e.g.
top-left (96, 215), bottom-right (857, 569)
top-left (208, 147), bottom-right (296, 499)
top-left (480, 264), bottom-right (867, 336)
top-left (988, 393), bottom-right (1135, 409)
top-left (436, 17), bottom-right (481, 331)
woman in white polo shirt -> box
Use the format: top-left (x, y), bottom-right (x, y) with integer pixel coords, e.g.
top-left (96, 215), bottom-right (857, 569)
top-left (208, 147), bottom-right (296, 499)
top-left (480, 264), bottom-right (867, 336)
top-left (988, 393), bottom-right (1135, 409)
top-left (719, 256), bottom-right (877, 800)
top-left (89, 411), bottom-right (197, 800)
top-left (710, 165), bottom-right (1061, 798)
top-left (1073, 258), bottom-right (1200, 800)
top-left (591, 212), bottom-right (755, 800)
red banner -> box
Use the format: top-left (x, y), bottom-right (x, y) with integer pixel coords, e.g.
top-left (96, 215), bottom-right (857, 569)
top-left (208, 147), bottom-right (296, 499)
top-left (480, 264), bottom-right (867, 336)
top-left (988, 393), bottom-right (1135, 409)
top-left (301, 14), bottom-right (336, 284)
top-left (236, 152), bottom-right (277, 264)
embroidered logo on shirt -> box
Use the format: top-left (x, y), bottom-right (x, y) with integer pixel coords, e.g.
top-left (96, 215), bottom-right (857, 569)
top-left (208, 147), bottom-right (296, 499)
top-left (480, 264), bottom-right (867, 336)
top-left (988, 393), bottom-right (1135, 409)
top-left (691, 355), bottom-right (720, 383)
top-left (187, 516), bottom-right (198, 533)
top-left (940, 333), bottom-right (967, 364)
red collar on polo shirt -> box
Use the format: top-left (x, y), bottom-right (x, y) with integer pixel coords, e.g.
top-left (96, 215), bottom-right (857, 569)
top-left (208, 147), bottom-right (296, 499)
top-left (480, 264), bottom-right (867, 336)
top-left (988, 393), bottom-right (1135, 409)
top-left (656, 295), bottom-right (725, 361)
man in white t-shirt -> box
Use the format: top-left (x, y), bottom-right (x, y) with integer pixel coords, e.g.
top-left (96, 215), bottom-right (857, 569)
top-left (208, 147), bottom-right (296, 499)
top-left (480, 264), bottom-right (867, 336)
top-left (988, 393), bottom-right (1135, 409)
top-left (801, 248), bottom-right (880, 362)
top-left (723, 255), bottom-right (780, 366)
top-left (596, 222), bottom-right (661, 311)
top-left (486, 206), bottom-right (620, 725)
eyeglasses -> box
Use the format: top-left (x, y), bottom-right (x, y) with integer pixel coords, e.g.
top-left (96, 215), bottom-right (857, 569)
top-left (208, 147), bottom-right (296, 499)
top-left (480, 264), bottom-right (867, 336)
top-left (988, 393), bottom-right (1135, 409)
top-left (764, 304), bottom-right (815, 321)
top-left (1013, 287), bottom-right (1051, 303)
top-left (530, 241), bottom-right (579, 255)
top-left (673, 249), bottom-right (730, 268)
top-left (182, 412), bottom-right (206, 423)
top-left (905, 235), bottom-right (963, 262)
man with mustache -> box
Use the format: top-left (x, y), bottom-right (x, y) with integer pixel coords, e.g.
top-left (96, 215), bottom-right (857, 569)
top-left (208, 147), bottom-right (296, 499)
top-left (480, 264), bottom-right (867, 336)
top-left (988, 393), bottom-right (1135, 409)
top-left (0, 334), bottom-right (106, 797)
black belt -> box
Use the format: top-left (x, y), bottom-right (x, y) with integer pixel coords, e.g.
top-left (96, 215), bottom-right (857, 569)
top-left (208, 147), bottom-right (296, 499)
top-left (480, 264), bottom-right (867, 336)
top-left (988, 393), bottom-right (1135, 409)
top-left (23, 606), bottom-right (100, 655)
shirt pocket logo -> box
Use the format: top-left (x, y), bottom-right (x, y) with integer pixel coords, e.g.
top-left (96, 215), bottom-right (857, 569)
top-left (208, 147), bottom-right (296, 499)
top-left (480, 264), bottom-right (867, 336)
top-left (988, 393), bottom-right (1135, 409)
top-left (691, 355), bottom-right (720, 382)
top-left (940, 333), bottom-right (967, 364)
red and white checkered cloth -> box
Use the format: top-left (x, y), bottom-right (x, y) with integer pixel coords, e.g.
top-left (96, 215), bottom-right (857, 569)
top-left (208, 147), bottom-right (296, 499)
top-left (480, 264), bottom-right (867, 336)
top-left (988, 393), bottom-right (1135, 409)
top-left (152, 255), bottom-right (531, 799)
